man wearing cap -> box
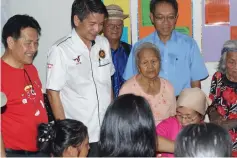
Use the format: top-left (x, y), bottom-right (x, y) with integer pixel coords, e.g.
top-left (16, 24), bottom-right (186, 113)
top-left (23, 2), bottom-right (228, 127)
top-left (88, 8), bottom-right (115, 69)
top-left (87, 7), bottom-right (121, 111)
top-left (103, 4), bottom-right (131, 98)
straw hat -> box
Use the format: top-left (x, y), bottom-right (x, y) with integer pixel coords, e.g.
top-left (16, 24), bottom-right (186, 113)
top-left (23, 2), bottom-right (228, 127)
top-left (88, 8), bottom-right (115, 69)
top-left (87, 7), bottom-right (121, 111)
top-left (106, 4), bottom-right (129, 20)
top-left (177, 88), bottom-right (212, 115)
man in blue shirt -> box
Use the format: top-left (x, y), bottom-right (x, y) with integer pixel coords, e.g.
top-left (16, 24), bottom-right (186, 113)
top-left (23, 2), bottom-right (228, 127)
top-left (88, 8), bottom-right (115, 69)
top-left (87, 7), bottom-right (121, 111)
top-left (123, 0), bottom-right (208, 96)
top-left (103, 4), bottom-right (131, 97)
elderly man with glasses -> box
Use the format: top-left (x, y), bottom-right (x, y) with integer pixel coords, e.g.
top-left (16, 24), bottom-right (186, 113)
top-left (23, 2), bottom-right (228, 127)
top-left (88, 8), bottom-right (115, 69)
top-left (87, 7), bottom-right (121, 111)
top-left (103, 4), bottom-right (132, 98)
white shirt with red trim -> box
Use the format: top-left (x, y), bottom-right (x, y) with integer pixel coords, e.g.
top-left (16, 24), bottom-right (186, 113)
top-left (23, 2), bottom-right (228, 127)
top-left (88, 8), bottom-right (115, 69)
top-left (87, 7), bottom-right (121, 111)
top-left (46, 29), bottom-right (115, 143)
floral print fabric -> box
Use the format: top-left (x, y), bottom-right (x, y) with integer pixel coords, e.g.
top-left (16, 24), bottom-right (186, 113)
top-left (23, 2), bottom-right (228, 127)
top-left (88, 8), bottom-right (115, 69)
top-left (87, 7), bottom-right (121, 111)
top-left (209, 71), bottom-right (237, 156)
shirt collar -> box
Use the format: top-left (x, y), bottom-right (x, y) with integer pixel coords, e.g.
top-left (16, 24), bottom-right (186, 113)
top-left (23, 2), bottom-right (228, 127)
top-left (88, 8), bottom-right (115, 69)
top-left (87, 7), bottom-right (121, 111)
top-left (71, 29), bottom-right (96, 48)
top-left (154, 30), bottom-right (177, 43)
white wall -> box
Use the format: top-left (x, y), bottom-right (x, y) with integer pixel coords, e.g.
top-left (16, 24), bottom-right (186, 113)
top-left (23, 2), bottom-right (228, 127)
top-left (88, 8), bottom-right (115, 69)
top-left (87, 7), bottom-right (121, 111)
top-left (2, 0), bottom-right (74, 91)
top-left (1, 0), bottom-right (218, 94)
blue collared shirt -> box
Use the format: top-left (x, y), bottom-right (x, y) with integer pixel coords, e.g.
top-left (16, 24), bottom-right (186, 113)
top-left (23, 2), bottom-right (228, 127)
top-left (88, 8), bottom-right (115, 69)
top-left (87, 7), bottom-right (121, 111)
top-left (111, 42), bottom-right (131, 97)
top-left (123, 31), bottom-right (208, 96)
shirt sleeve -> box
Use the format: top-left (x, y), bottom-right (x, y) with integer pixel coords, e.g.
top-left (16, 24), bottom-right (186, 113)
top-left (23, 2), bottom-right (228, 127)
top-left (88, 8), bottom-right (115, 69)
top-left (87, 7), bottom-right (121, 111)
top-left (118, 83), bottom-right (129, 96)
top-left (123, 43), bottom-right (139, 80)
top-left (190, 40), bottom-right (209, 81)
top-left (209, 72), bottom-right (219, 102)
top-left (156, 119), bottom-right (170, 137)
top-left (46, 46), bottom-right (66, 91)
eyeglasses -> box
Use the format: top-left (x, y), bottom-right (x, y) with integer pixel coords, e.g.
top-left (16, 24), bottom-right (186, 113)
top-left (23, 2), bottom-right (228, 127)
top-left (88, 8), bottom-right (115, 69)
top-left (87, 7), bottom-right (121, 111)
top-left (176, 113), bottom-right (199, 123)
top-left (153, 15), bottom-right (177, 23)
top-left (106, 24), bottom-right (123, 30)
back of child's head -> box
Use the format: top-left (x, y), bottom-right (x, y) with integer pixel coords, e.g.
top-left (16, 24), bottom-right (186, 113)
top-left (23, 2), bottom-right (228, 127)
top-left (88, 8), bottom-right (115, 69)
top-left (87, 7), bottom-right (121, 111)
top-left (174, 123), bottom-right (232, 157)
top-left (37, 119), bottom-right (88, 157)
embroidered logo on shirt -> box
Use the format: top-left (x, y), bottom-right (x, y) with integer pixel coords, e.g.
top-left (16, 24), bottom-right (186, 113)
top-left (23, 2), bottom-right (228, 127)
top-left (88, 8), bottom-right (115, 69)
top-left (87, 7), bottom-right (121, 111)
top-left (73, 55), bottom-right (81, 65)
top-left (99, 49), bottom-right (106, 59)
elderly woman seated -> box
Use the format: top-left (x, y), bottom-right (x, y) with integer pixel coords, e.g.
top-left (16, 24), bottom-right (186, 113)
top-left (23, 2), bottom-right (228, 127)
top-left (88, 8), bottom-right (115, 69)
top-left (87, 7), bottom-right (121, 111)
top-left (156, 87), bottom-right (211, 157)
top-left (119, 42), bottom-right (176, 125)
top-left (208, 40), bottom-right (237, 156)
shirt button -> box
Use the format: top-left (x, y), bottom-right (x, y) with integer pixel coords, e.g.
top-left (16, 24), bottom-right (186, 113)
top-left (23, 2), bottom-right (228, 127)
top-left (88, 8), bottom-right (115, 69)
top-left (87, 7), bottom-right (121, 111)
top-left (165, 72), bottom-right (167, 74)
top-left (165, 60), bottom-right (167, 62)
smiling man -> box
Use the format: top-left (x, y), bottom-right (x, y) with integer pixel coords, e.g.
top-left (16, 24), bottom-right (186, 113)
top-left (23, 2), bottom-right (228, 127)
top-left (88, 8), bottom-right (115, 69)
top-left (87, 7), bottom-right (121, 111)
top-left (123, 0), bottom-right (208, 97)
top-left (46, 0), bottom-right (114, 156)
top-left (103, 4), bottom-right (131, 98)
top-left (1, 14), bottom-right (48, 157)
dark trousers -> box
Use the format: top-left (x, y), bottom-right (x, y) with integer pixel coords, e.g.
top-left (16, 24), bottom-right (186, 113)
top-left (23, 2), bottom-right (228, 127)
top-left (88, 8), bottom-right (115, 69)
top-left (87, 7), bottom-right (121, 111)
top-left (88, 142), bottom-right (99, 157)
top-left (5, 149), bottom-right (49, 157)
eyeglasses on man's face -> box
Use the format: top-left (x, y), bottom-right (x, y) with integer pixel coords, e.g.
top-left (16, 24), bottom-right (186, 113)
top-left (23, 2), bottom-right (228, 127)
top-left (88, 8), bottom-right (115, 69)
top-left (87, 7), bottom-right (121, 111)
top-left (106, 23), bottom-right (123, 30)
top-left (153, 14), bottom-right (177, 23)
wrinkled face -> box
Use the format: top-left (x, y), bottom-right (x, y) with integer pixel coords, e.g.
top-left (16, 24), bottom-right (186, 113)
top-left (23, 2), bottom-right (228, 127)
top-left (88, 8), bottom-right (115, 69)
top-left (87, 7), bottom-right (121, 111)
top-left (74, 13), bottom-right (105, 42)
top-left (226, 52), bottom-right (237, 81)
top-left (7, 27), bottom-right (39, 65)
top-left (137, 48), bottom-right (160, 79)
top-left (150, 2), bottom-right (177, 37)
top-left (103, 19), bottom-right (123, 41)
top-left (176, 106), bottom-right (202, 127)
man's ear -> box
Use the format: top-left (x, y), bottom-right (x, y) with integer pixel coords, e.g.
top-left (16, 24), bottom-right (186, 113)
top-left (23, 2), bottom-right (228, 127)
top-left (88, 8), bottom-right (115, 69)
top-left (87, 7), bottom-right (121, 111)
top-left (73, 15), bottom-right (80, 27)
top-left (174, 14), bottom-right (179, 24)
top-left (150, 13), bottom-right (154, 24)
top-left (6, 36), bottom-right (15, 49)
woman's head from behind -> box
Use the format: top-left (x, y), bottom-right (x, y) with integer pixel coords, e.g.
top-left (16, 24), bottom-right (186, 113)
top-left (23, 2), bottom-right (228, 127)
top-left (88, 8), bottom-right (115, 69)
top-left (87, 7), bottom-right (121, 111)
top-left (99, 94), bottom-right (157, 157)
top-left (218, 40), bottom-right (237, 81)
top-left (37, 119), bottom-right (89, 157)
top-left (175, 123), bottom-right (232, 157)
top-left (176, 88), bottom-right (211, 127)
top-left (135, 42), bottom-right (161, 79)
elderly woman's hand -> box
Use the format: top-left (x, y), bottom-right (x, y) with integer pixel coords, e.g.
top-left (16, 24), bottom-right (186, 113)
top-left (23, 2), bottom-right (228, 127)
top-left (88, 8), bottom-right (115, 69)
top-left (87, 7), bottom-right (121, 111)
top-left (208, 106), bottom-right (224, 122)
top-left (208, 106), bottom-right (237, 130)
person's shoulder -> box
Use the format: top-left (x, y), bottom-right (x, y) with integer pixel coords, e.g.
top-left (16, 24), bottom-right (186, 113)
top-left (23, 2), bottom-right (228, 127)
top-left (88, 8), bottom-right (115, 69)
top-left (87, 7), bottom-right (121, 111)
top-left (95, 35), bottom-right (109, 43)
top-left (121, 41), bottom-right (131, 47)
top-left (25, 64), bottom-right (38, 73)
top-left (158, 116), bottom-right (177, 127)
top-left (51, 33), bottom-right (72, 48)
top-left (174, 31), bottom-right (196, 44)
top-left (212, 71), bottom-right (223, 78)
top-left (123, 76), bottom-right (137, 86)
top-left (134, 32), bottom-right (156, 46)
top-left (160, 78), bottom-right (174, 89)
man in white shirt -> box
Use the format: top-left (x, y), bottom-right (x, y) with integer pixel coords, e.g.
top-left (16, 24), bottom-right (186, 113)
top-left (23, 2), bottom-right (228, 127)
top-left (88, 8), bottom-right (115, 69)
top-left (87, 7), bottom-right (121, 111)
top-left (46, 0), bottom-right (114, 156)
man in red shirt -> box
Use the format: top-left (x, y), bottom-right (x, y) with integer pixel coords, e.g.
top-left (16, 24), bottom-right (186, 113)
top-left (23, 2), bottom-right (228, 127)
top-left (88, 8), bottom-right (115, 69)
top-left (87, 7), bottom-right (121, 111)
top-left (1, 14), bottom-right (48, 157)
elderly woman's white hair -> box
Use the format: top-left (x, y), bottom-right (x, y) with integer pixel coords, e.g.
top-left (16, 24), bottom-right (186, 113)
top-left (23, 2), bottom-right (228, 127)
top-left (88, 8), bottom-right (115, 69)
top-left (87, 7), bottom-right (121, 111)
top-left (218, 40), bottom-right (237, 74)
top-left (134, 42), bottom-right (161, 67)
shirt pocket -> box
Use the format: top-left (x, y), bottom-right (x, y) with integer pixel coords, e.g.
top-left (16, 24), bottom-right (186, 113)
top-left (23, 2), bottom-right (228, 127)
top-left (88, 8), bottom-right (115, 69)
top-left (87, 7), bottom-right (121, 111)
top-left (95, 58), bottom-right (111, 82)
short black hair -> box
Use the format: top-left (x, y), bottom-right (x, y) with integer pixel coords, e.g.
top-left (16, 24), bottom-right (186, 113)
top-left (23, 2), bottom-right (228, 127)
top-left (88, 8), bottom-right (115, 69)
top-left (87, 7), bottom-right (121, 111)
top-left (71, 0), bottom-right (108, 28)
top-left (150, 0), bottom-right (178, 15)
top-left (99, 94), bottom-right (157, 157)
top-left (37, 119), bottom-right (88, 157)
top-left (1, 14), bottom-right (41, 48)
top-left (175, 123), bottom-right (232, 157)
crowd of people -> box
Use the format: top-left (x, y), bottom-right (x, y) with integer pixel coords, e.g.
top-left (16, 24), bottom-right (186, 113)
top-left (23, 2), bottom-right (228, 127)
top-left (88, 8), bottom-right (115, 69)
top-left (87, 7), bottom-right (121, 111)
top-left (1, 0), bottom-right (237, 157)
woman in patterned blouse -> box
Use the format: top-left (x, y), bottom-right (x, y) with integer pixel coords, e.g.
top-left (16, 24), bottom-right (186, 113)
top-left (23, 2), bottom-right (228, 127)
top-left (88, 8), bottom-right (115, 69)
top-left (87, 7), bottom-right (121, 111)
top-left (208, 40), bottom-right (237, 157)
